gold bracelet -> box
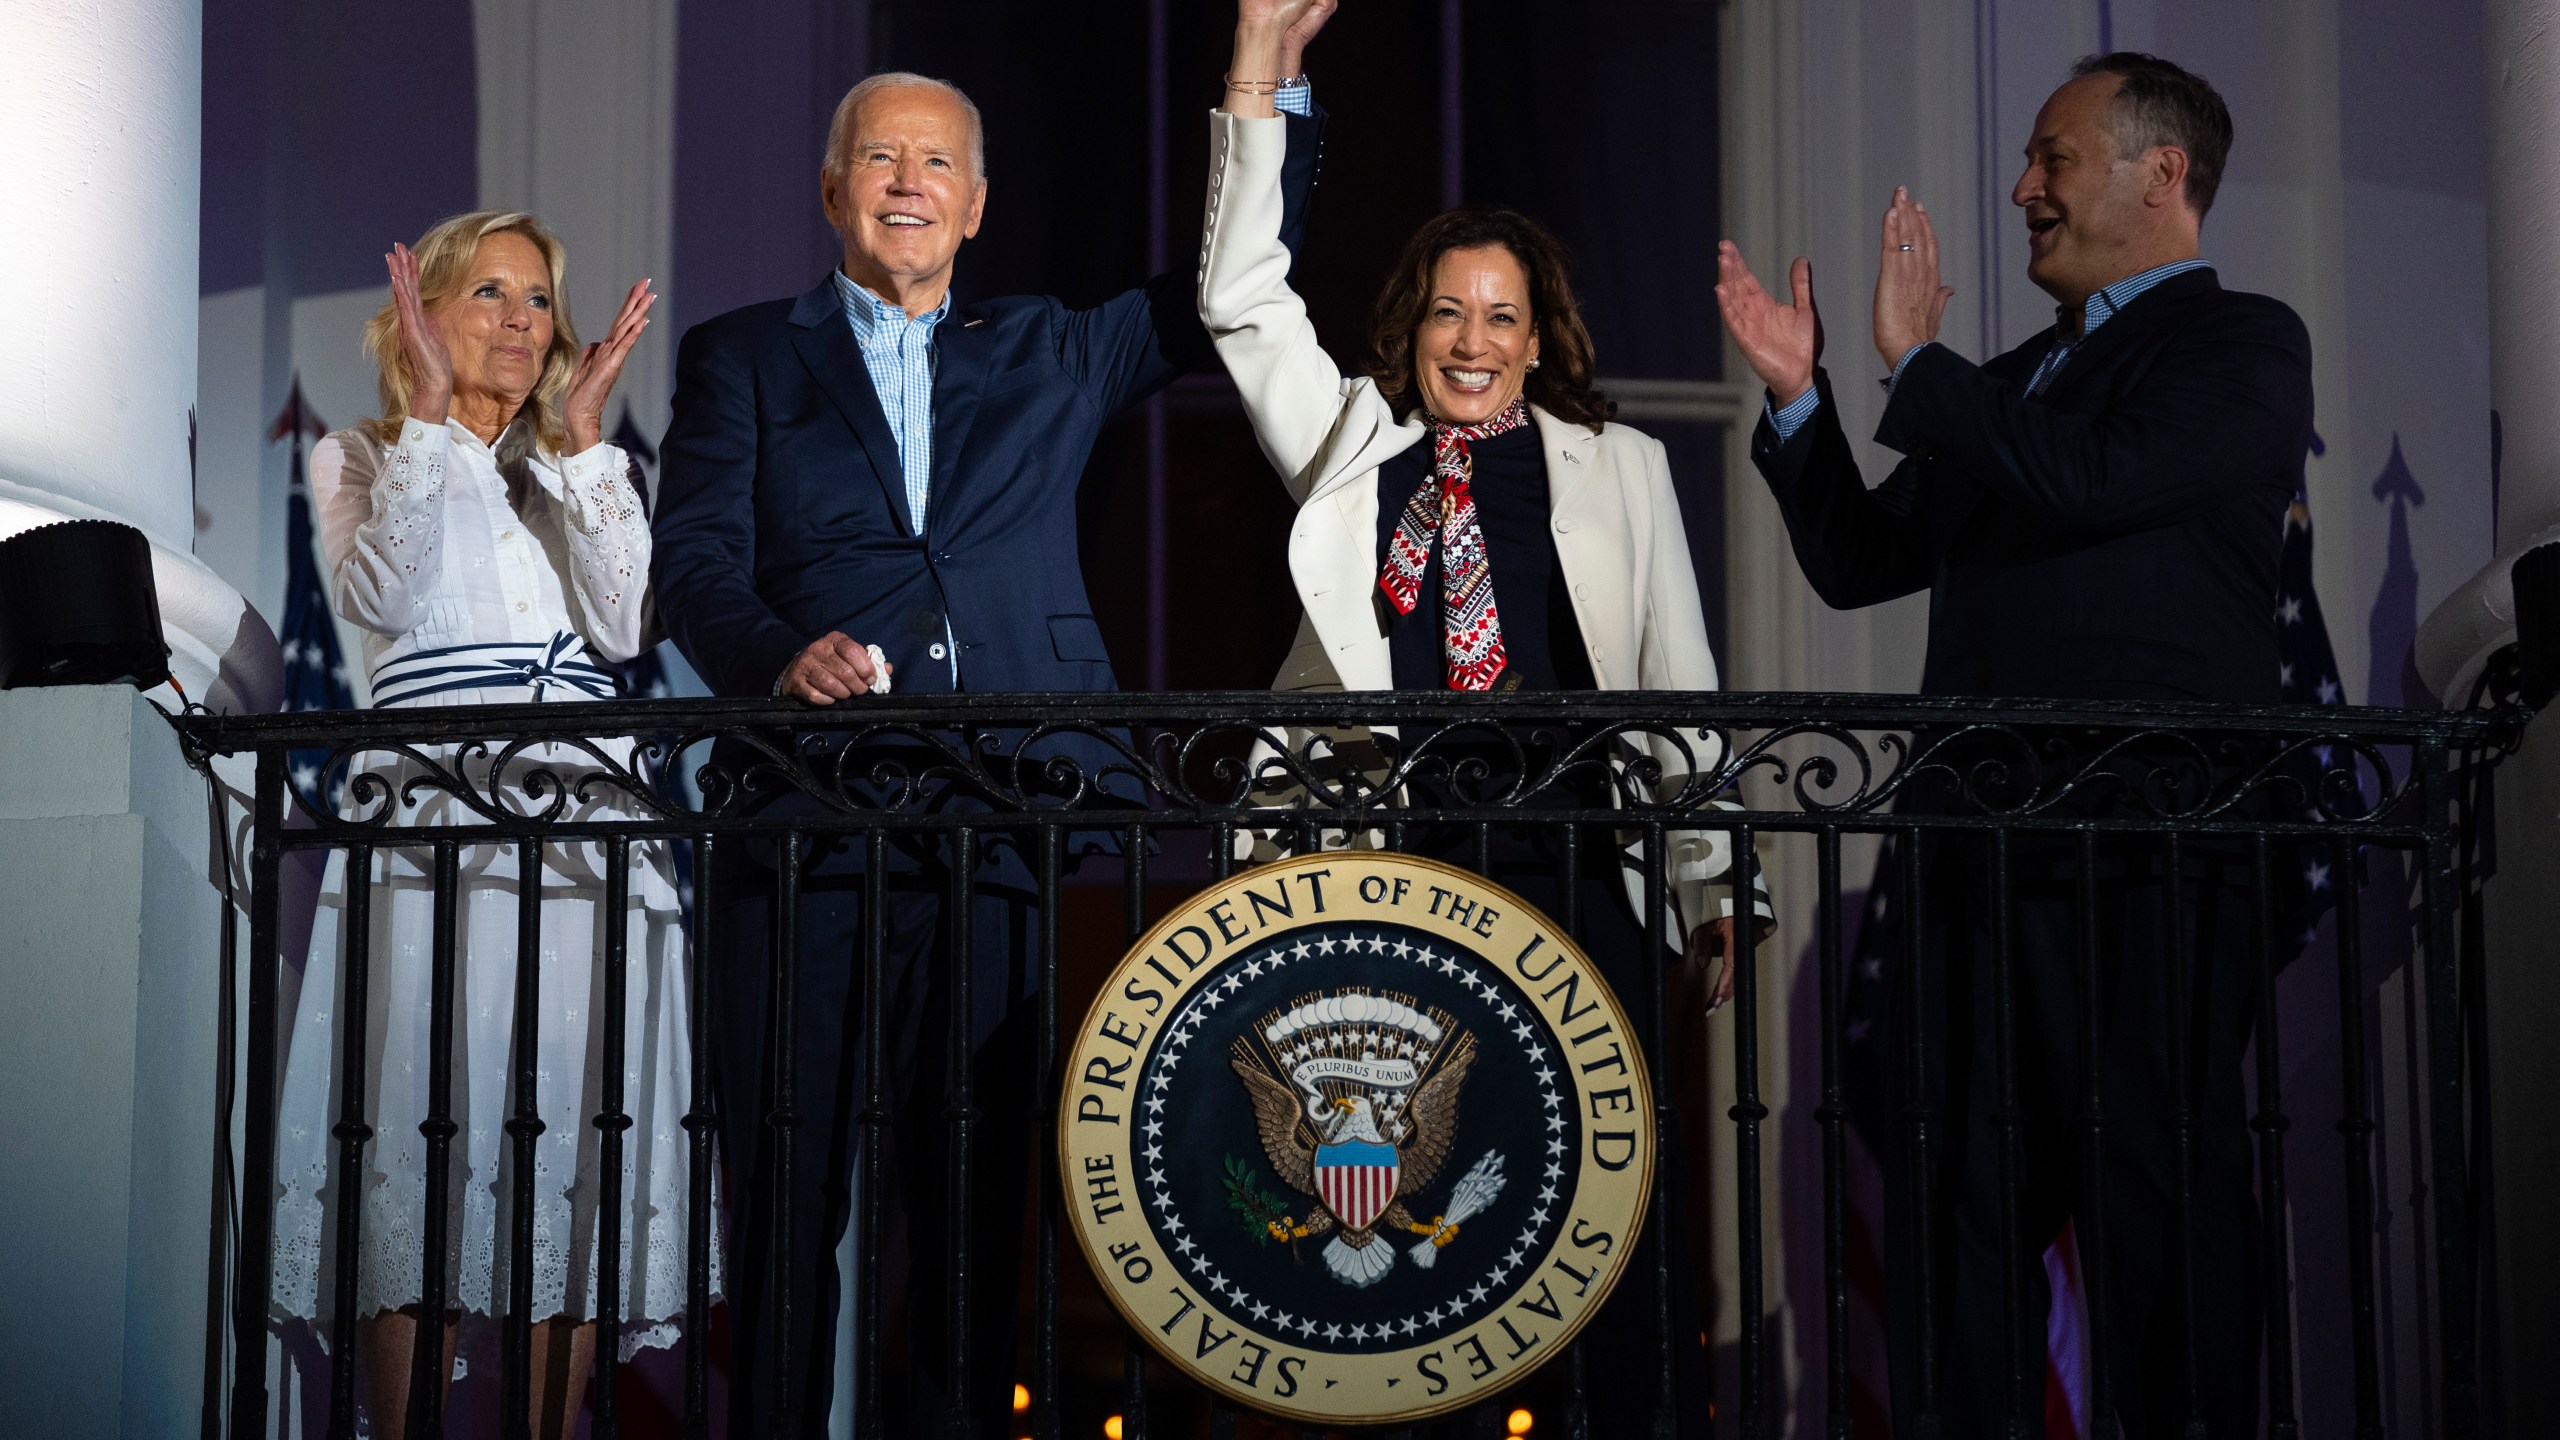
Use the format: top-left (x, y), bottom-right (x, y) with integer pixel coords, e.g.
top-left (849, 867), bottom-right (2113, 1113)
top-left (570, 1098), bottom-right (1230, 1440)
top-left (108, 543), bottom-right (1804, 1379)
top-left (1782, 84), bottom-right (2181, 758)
top-left (1225, 74), bottom-right (1282, 96)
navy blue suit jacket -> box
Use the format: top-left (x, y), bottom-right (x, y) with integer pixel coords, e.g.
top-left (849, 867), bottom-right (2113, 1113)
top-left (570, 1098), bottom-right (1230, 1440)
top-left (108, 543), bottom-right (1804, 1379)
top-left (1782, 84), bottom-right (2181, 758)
top-left (653, 108), bottom-right (1325, 706)
top-left (1750, 270), bottom-right (2312, 703)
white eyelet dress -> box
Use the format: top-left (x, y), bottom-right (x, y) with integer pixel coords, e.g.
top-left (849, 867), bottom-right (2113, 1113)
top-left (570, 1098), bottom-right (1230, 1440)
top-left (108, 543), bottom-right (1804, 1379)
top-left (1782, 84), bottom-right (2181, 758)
top-left (270, 415), bottom-right (719, 1373)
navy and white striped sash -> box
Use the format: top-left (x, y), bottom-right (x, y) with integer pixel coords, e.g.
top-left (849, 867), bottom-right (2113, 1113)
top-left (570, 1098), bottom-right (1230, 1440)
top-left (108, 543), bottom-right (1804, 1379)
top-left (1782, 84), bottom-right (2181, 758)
top-left (370, 632), bottom-right (619, 707)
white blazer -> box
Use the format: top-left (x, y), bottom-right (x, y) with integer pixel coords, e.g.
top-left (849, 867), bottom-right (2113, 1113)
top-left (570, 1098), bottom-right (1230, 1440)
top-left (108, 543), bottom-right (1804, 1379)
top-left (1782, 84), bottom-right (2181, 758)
top-left (1197, 110), bottom-right (1762, 933)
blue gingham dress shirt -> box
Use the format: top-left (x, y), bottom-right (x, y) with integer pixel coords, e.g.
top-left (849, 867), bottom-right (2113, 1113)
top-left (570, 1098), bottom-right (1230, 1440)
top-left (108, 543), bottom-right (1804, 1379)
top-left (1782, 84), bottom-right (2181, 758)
top-left (833, 271), bottom-right (956, 682)
top-left (1766, 257), bottom-right (2215, 442)
top-left (834, 270), bottom-right (949, 534)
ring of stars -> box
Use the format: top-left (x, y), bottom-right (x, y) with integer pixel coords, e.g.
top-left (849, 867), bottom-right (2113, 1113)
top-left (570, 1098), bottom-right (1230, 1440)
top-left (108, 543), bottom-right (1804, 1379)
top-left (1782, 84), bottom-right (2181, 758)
top-left (1131, 925), bottom-right (1576, 1352)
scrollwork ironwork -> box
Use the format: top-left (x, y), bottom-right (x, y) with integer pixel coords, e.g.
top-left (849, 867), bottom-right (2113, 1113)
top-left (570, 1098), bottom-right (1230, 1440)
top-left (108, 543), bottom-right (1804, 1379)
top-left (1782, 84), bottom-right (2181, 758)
top-left (163, 692), bottom-right (2523, 843)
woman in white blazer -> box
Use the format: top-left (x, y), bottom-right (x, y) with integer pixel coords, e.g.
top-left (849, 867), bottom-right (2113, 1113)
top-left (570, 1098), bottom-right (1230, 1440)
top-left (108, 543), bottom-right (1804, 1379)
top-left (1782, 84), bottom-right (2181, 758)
top-left (1205, 8), bottom-right (1754, 1428)
top-left (1203, 16), bottom-right (1762, 970)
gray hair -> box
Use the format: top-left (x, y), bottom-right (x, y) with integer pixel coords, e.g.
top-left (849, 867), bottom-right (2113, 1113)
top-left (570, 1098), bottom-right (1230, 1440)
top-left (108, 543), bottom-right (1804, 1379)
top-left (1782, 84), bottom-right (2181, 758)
top-left (823, 71), bottom-right (987, 182)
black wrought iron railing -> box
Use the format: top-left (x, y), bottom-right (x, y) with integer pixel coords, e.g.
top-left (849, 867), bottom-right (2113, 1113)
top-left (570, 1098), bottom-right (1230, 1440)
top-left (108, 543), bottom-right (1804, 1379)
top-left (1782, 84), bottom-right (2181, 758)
top-left (173, 691), bottom-right (2527, 1440)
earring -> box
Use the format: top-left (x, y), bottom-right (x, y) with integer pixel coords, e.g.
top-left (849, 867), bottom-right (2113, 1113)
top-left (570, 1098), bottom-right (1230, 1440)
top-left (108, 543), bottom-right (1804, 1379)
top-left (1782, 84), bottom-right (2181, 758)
top-left (1526, 358), bottom-right (1540, 371)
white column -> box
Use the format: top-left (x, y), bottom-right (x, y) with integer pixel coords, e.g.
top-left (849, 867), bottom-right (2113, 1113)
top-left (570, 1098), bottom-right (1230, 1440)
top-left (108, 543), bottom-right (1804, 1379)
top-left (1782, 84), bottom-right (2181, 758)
top-left (2416, 0), bottom-right (2560, 697)
top-left (2421, 3), bottom-right (2560, 1428)
top-left (0, 0), bottom-right (279, 713)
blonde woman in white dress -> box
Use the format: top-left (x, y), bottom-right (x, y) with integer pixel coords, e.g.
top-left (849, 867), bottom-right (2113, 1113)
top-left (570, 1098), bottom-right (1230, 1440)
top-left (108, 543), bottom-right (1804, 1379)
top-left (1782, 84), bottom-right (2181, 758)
top-left (270, 210), bottom-right (714, 1438)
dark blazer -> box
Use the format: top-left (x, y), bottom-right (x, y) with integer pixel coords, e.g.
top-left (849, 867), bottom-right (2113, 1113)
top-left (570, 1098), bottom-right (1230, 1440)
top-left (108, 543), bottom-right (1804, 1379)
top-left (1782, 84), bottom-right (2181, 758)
top-left (653, 108), bottom-right (1327, 702)
top-left (1750, 269), bottom-right (2313, 703)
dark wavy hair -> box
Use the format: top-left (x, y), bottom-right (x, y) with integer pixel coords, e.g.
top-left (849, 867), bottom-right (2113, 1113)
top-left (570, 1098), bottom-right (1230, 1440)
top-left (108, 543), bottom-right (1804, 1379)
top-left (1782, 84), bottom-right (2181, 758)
top-left (2071, 52), bottom-right (2233, 218)
top-left (1363, 208), bottom-right (1615, 432)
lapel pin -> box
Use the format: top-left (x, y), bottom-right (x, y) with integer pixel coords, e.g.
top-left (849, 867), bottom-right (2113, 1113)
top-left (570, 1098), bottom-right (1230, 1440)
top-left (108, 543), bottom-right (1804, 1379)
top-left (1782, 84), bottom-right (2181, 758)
top-left (964, 318), bottom-right (985, 328)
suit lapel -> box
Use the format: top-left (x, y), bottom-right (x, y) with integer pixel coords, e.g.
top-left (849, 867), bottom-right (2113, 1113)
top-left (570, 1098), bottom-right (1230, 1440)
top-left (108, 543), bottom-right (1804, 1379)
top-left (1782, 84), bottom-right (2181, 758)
top-left (787, 277), bottom-right (914, 536)
top-left (925, 309), bottom-right (997, 538)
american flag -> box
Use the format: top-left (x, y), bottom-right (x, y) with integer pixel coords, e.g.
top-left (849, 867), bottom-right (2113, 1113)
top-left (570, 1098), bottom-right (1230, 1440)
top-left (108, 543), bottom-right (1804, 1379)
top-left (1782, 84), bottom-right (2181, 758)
top-left (1836, 442), bottom-right (2349, 1436)
top-left (2272, 432), bottom-right (2353, 954)
top-left (272, 377), bottom-right (352, 807)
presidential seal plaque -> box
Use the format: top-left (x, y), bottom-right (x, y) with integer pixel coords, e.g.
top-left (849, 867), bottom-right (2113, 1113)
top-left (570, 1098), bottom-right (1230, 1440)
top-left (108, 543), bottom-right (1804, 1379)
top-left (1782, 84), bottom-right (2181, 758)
top-left (1061, 852), bottom-right (1653, 1425)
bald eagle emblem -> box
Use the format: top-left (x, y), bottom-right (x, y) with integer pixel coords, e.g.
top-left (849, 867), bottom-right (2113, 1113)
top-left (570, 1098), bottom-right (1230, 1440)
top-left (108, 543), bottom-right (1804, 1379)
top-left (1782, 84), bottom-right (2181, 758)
top-left (1229, 989), bottom-right (1508, 1288)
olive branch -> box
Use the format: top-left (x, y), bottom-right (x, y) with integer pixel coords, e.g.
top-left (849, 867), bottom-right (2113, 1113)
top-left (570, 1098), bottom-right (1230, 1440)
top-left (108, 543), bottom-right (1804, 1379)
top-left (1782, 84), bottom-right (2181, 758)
top-left (1221, 1154), bottom-right (1302, 1262)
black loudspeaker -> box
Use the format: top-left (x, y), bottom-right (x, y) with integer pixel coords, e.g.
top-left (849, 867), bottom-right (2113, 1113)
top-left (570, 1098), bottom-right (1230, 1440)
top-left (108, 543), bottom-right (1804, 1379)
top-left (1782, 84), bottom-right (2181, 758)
top-left (0, 519), bottom-right (172, 691)
top-left (2513, 541), bottom-right (2560, 707)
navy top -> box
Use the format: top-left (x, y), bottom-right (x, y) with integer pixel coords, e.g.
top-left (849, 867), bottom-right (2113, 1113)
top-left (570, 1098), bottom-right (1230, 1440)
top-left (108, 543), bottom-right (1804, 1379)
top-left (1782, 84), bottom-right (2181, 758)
top-left (1375, 425), bottom-right (1595, 692)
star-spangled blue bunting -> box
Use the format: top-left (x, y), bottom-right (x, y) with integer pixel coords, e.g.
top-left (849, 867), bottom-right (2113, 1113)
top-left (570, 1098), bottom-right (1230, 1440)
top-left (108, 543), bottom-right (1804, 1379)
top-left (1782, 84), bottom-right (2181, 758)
top-left (272, 377), bottom-right (352, 808)
top-left (2272, 455), bottom-right (2354, 953)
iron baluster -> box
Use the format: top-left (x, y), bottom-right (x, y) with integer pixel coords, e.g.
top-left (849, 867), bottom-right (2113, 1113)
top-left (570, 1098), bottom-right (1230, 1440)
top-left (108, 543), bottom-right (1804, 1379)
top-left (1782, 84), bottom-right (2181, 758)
top-left (593, 834), bottom-right (633, 1434)
top-left (407, 838), bottom-right (464, 1440)
top-left (683, 834), bottom-right (717, 1440)
top-left (1816, 828), bottom-right (1851, 1439)
top-left (2249, 833), bottom-right (2301, 1439)
top-left (326, 842), bottom-right (375, 1440)
top-left (502, 836), bottom-right (543, 1440)
top-left (2331, 834), bottom-right (2385, 1440)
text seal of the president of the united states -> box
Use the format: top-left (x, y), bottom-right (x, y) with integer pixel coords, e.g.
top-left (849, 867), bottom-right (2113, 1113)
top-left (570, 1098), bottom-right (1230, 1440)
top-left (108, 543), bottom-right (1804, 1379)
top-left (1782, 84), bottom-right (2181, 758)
top-left (1061, 852), bottom-right (1654, 1425)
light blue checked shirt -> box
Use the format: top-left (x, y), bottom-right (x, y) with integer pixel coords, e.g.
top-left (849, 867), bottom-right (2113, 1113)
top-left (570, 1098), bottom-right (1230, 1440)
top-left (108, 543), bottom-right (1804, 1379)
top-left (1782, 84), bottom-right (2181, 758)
top-left (834, 269), bottom-right (950, 535)
top-left (1766, 257), bottom-right (2214, 443)
top-left (833, 270), bottom-right (957, 683)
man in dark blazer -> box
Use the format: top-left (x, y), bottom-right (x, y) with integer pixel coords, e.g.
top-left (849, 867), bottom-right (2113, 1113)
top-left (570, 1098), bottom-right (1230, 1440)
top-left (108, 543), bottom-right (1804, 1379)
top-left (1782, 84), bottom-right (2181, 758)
top-left (1716, 54), bottom-right (2310, 1439)
top-left (653, 11), bottom-right (1334, 1433)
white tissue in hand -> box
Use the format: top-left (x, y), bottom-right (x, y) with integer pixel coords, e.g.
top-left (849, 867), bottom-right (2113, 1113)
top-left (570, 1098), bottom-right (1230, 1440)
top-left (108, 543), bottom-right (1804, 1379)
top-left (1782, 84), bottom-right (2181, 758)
top-left (866, 643), bottom-right (891, 695)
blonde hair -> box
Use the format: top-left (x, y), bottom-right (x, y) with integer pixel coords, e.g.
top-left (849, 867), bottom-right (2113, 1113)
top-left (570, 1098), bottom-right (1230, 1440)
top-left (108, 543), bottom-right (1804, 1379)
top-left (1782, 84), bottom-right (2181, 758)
top-left (360, 211), bottom-right (580, 452)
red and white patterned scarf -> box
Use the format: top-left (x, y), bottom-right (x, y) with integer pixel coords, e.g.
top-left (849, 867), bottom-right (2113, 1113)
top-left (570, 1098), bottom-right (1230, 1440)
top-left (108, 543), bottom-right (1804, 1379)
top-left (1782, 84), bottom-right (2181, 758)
top-left (1377, 398), bottom-right (1530, 691)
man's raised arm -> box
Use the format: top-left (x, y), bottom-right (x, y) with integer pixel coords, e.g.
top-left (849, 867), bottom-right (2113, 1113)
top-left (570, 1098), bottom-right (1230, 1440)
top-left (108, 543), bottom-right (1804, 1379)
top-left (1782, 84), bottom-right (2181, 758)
top-left (1717, 235), bottom-right (1940, 610)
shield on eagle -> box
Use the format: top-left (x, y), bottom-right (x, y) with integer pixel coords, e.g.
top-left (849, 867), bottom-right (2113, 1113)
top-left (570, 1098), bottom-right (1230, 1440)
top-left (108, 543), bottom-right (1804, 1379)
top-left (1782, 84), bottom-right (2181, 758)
top-left (1313, 1139), bottom-right (1399, 1232)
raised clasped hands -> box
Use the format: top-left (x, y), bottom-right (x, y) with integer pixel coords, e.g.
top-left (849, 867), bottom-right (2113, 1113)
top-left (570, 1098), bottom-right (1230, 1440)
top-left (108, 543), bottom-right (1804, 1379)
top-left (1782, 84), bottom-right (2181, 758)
top-left (1713, 241), bottom-right (1822, 407)
top-left (563, 278), bottom-right (659, 455)
top-left (1873, 185), bottom-right (1955, 369)
top-left (1276, 0), bottom-right (1336, 74)
top-left (1238, 0), bottom-right (1332, 45)
top-left (386, 242), bottom-right (455, 427)
top-left (1228, 0), bottom-right (1335, 118)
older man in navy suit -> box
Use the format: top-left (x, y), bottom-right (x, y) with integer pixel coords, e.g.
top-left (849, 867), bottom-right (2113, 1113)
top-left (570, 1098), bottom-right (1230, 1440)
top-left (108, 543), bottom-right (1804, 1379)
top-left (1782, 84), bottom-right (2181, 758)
top-left (654, 8), bottom-right (1334, 1435)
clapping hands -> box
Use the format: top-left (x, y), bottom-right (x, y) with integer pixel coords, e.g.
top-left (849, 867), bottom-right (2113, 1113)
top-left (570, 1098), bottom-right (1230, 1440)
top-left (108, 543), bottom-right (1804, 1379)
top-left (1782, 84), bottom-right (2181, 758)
top-left (1714, 243), bottom-right (1821, 406)
top-left (1873, 186), bottom-right (1954, 368)
top-left (562, 278), bottom-right (658, 455)
top-left (1716, 186), bottom-right (1958, 402)
top-left (386, 243), bottom-right (455, 427)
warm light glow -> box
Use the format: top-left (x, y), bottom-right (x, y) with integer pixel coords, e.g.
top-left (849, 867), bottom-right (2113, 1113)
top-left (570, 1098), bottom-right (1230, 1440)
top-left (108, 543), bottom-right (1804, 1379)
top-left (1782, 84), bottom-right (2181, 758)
top-left (1104, 1416), bottom-right (1125, 1440)
top-left (1507, 1408), bottom-right (1535, 1435)
top-left (1013, 1384), bottom-right (1031, 1412)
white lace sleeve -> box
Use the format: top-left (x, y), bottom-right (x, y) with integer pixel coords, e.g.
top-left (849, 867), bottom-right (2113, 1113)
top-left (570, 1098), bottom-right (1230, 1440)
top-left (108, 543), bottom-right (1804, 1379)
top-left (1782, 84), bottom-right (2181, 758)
top-left (315, 420), bottom-right (447, 637)
top-left (554, 442), bottom-right (652, 661)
